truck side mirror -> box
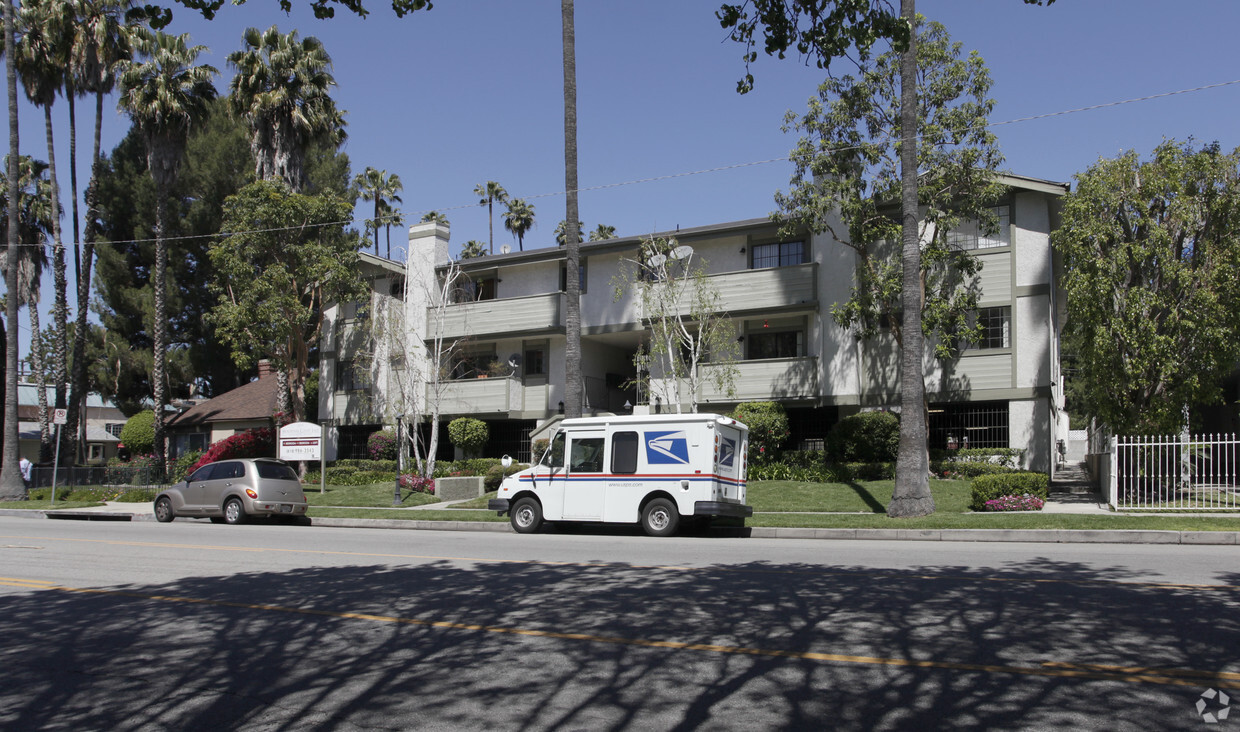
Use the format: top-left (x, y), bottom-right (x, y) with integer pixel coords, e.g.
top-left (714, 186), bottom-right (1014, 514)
top-left (501, 455), bottom-right (512, 469)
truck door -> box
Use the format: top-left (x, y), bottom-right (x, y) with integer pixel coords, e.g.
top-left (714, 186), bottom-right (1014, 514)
top-left (562, 431), bottom-right (606, 520)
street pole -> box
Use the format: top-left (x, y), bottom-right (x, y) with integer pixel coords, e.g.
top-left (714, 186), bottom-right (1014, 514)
top-left (50, 423), bottom-right (61, 504)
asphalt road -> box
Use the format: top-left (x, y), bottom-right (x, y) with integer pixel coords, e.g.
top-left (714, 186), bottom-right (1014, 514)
top-left (1, 516), bottom-right (1238, 731)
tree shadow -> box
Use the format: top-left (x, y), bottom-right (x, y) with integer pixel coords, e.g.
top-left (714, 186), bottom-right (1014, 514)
top-left (0, 551), bottom-right (1236, 730)
top-left (844, 480), bottom-right (888, 513)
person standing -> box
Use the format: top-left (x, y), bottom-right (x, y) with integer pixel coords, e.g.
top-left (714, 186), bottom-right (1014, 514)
top-left (18, 456), bottom-right (31, 492)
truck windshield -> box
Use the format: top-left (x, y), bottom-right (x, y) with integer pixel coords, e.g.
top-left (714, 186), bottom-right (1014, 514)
top-left (540, 433), bottom-right (565, 468)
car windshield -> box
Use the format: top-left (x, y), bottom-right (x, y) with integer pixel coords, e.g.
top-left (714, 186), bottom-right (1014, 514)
top-left (257, 462), bottom-right (299, 481)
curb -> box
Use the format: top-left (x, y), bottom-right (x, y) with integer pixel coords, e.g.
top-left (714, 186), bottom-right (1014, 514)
top-left (3, 507), bottom-right (1238, 545)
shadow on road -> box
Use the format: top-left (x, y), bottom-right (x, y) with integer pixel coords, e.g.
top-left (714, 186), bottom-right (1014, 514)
top-left (0, 551), bottom-right (1237, 729)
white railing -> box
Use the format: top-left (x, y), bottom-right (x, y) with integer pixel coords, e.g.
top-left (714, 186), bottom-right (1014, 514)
top-left (1109, 433), bottom-right (1240, 510)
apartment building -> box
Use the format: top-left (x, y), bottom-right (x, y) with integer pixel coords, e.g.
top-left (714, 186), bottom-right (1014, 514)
top-left (320, 173), bottom-right (1069, 471)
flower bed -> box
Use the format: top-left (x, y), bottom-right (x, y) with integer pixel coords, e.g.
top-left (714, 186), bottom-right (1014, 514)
top-left (983, 494), bottom-right (1045, 512)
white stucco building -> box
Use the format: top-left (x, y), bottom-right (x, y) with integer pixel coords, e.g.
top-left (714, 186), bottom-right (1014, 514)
top-left (319, 173), bottom-right (1069, 471)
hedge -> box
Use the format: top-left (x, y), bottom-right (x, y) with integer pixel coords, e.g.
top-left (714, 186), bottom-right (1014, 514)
top-left (969, 472), bottom-right (1050, 511)
top-left (826, 411), bottom-right (899, 463)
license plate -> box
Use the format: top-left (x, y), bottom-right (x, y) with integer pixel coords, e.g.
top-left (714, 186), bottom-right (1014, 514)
top-left (281, 505), bottom-right (293, 513)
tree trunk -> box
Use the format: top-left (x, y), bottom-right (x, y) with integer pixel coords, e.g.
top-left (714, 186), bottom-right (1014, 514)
top-left (152, 184), bottom-right (169, 476)
top-left (44, 104), bottom-right (68, 423)
top-left (888, 0), bottom-right (935, 518)
top-left (562, 0), bottom-right (583, 420)
top-left (1, 0), bottom-right (24, 499)
top-left (30, 307), bottom-right (51, 463)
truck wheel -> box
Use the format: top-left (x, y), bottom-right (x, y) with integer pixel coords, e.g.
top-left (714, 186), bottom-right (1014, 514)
top-left (641, 498), bottom-right (679, 537)
top-left (510, 497), bottom-right (543, 534)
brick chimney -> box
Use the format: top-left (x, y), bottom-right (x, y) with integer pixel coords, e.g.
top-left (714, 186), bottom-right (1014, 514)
top-left (257, 359), bottom-right (275, 380)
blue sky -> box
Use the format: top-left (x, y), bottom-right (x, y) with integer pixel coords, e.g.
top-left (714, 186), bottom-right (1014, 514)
top-left (8, 0), bottom-right (1240, 341)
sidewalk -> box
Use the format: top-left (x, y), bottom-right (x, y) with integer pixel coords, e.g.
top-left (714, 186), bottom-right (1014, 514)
top-left (3, 494), bottom-right (1238, 544)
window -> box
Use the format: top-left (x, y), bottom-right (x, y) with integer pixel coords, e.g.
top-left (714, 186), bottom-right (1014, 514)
top-left (928, 401), bottom-right (1010, 449)
top-left (450, 350), bottom-right (496, 379)
top-left (969, 306), bottom-right (1011, 350)
top-left (747, 329), bottom-right (804, 359)
top-left (453, 275), bottom-right (497, 303)
top-left (611, 432), bottom-right (639, 474)
top-left (541, 432), bottom-right (566, 468)
top-left (105, 423), bottom-right (124, 438)
top-left (560, 259), bottom-right (587, 293)
top-left (88, 444), bottom-right (103, 461)
top-left (336, 360), bottom-right (371, 392)
top-left (947, 205), bottom-right (1010, 250)
top-left (751, 241), bottom-right (805, 269)
top-left (524, 341), bottom-right (547, 378)
top-left (340, 300), bottom-right (370, 324)
top-left (569, 437), bottom-right (605, 473)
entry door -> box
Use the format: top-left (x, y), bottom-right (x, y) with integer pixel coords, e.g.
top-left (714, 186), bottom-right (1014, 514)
top-left (562, 431), bottom-right (607, 520)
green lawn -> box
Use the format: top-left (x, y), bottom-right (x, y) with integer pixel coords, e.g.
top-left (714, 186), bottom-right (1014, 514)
top-left (747, 479), bottom-right (973, 513)
top-left (302, 483), bottom-right (440, 508)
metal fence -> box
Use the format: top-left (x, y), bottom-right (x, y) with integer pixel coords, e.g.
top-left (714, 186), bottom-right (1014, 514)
top-left (29, 465), bottom-right (169, 491)
top-left (1109, 433), bottom-right (1240, 510)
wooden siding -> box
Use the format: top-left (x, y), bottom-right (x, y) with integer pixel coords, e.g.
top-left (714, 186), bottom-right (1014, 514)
top-left (700, 357), bottom-right (819, 402)
top-left (678, 263), bottom-right (818, 315)
top-left (435, 292), bottom-right (563, 340)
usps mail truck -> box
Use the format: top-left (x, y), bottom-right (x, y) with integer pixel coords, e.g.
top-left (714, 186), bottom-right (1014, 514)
top-left (488, 413), bottom-right (752, 536)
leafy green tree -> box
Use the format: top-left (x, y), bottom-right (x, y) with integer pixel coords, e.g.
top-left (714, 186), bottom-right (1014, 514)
top-left (118, 26), bottom-right (216, 472)
top-left (473, 180), bottom-right (507, 254)
top-left (459, 239), bottom-right (486, 260)
top-left (502, 197), bottom-right (535, 252)
top-left (355, 166), bottom-right (402, 257)
top-left (118, 409), bottom-right (155, 454)
top-left (448, 417), bottom-right (488, 458)
top-left (588, 224), bottom-right (616, 242)
top-left (209, 179), bottom-right (366, 423)
top-left (228, 25), bottom-right (343, 193)
top-left (1055, 141), bottom-right (1240, 434)
top-left (170, 0), bottom-right (432, 24)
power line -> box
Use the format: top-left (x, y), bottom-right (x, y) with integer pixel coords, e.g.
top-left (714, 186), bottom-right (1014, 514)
top-left (16, 77), bottom-right (1240, 251)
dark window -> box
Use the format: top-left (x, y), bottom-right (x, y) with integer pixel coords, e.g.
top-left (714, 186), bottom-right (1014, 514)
top-left (453, 276), bottom-right (497, 303)
top-left (611, 432), bottom-right (639, 474)
top-left (973, 306), bottom-right (1011, 349)
top-left (450, 351), bottom-right (496, 380)
top-left (928, 401), bottom-right (1010, 450)
top-left (747, 330), bottom-right (803, 359)
top-left (560, 261), bottom-right (587, 293)
top-left (257, 462), bottom-right (298, 480)
top-left (218, 461), bottom-right (245, 480)
top-left (947, 205), bottom-right (1011, 250)
top-left (189, 464), bottom-right (216, 482)
top-left (541, 433), bottom-right (566, 468)
top-left (570, 437), bottom-right (605, 473)
top-left (751, 241), bottom-right (805, 269)
top-left (336, 360), bottom-right (371, 392)
top-left (524, 346), bottom-right (546, 376)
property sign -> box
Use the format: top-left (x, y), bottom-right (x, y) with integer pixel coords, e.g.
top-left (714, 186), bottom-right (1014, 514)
top-left (53, 408), bottom-right (67, 425)
top-left (279, 421), bottom-right (323, 461)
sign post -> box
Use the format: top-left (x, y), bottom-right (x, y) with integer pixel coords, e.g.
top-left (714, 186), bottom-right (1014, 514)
top-left (278, 421), bottom-right (325, 493)
top-left (50, 408), bottom-right (67, 503)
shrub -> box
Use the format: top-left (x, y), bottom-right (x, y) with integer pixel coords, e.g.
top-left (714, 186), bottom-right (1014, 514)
top-left (118, 411), bottom-right (156, 455)
top-left (932, 461), bottom-right (1019, 479)
top-left (983, 495), bottom-right (1045, 512)
top-left (484, 462), bottom-right (527, 490)
top-left (834, 462), bottom-right (897, 481)
top-left (730, 402), bottom-right (789, 464)
top-left (448, 418), bottom-right (489, 457)
top-left (399, 474), bottom-right (435, 495)
top-left (367, 430), bottom-right (397, 461)
top-left (170, 450), bottom-right (203, 483)
top-left (105, 453), bottom-right (164, 485)
top-left (970, 472), bottom-right (1050, 511)
top-left (826, 411), bottom-right (900, 463)
top-left (188, 428), bottom-right (275, 475)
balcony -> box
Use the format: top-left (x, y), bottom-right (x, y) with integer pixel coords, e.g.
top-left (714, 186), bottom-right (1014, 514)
top-left (434, 293), bottom-right (563, 340)
top-left (679, 263), bottom-right (817, 316)
top-left (433, 376), bottom-right (523, 416)
top-left (651, 356), bottom-right (819, 405)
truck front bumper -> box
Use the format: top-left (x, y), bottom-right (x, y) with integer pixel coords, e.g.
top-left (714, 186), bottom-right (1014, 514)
top-left (487, 498), bottom-right (510, 516)
top-left (693, 501), bottom-right (753, 518)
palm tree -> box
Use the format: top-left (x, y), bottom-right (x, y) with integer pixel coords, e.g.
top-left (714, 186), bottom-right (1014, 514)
top-left (378, 199), bottom-right (404, 259)
top-left (65, 0), bottom-right (133, 464)
top-left (588, 224), bottom-right (616, 242)
top-left (473, 180), bottom-right (507, 254)
top-left (555, 219), bottom-right (584, 247)
top-left (354, 166), bottom-right (402, 257)
top-left (14, 0), bottom-right (73, 431)
top-left (561, 0), bottom-right (582, 419)
top-left (459, 240), bottom-right (486, 259)
top-left (228, 25), bottom-right (343, 193)
top-left (117, 27), bottom-right (217, 475)
top-left (421, 211), bottom-right (448, 225)
top-left (502, 197), bottom-right (535, 252)
top-left (1, 0), bottom-right (22, 497)
top-left (0, 157), bottom-right (53, 460)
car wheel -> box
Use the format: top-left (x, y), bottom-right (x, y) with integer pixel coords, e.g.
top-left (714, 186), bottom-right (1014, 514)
top-left (223, 497), bottom-right (247, 525)
top-left (154, 496), bottom-right (174, 523)
top-left (641, 498), bottom-right (679, 537)
top-left (510, 497), bottom-right (543, 534)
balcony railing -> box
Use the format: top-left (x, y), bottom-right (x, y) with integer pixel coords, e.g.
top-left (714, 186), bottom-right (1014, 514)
top-left (677, 263), bottom-right (818, 316)
top-left (433, 376), bottom-right (523, 416)
top-left (434, 292), bottom-right (563, 340)
top-left (646, 357), bottom-right (820, 407)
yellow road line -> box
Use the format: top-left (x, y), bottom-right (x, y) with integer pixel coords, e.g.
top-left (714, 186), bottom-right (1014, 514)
top-left (4, 533), bottom-right (1239, 592)
top-left (1, 578), bottom-right (1236, 690)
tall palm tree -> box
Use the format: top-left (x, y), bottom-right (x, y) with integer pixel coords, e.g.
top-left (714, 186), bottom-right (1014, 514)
top-left (118, 27), bottom-right (217, 475)
top-left (502, 197), bottom-right (535, 252)
top-left (229, 25), bottom-right (343, 193)
top-left (473, 180), bottom-right (507, 254)
top-left (14, 0), bottom-right (73, 429)
top-left (420, 211), bottom-right (448, 225)
top-left (554, 219), bottom-right (584, 247)
top-left (66, 0), bottom-right (133, 464)
top-left (0, 157), bottom-right (53, 460)
top-left (561, 0), bottom-right (582, 419)
top-left (1, 0), bottom-right (22, 497)
top-left (354, 166), bottom-right (402, 257)
top-left (378, 199), bottom-right (404, 259)
top-left (588, 223), bottom-right (616, 242)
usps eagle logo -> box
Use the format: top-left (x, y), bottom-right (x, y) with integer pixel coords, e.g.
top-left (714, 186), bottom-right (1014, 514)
top-left (646, 431), bottom-right (690, 465)
top-left (719, 437), bottom-right (736, 467)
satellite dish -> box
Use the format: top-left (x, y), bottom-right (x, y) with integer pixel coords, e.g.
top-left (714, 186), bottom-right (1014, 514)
top-left (646, 253), bottom-right (667, 268)
top-left (669, 245), bottom-right (695, 261)
top-left (500, 244), bottom-right (511, 254)
top-left (507, 353), bottom-right (522, 370)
